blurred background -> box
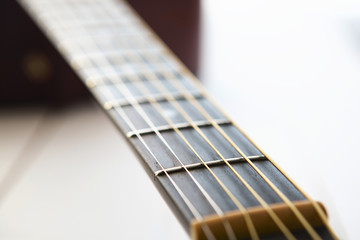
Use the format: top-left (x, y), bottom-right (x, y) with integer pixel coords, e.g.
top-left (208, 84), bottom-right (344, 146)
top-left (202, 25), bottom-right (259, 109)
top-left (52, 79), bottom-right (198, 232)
top-left (1, 0), bottom-right (360, 239)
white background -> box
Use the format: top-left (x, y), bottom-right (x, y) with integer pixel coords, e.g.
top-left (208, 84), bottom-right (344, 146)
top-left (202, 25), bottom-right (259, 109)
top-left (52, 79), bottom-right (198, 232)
top-left (1, 0), bottom-right (360, 239)
top-left (200, 1), bottom-right (360, 239)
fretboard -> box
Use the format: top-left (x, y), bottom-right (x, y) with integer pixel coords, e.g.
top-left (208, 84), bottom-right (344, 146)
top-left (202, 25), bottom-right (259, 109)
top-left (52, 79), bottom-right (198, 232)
top-left (18, 0), bottom-right (338, 239)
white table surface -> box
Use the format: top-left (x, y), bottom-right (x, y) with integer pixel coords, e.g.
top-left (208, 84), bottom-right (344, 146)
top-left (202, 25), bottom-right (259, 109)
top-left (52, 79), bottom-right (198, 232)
top-left (1, 1), bottom-right (360, 239)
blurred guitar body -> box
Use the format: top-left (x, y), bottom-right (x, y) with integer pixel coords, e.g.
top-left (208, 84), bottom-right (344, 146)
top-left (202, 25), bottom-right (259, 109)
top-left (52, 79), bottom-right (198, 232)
top-left (0, 0), bottom-right (199, 104)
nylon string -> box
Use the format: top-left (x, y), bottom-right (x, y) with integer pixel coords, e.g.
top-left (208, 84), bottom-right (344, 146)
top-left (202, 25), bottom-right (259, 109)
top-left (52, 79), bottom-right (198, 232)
top-left (64, 5), bottom-right (240, 240)
top-left (30, 0), bottom-right (336, 239)
top-left (119, 3), bottom-right (339, 238)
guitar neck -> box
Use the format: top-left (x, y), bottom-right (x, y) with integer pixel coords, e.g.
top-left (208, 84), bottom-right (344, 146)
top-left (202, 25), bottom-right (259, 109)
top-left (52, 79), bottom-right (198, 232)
top-left (18, 0), bottom-right (338, 239)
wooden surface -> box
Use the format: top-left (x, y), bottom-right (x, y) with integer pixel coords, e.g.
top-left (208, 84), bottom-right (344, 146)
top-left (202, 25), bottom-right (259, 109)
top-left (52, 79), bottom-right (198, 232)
top-left (1, 0), bottom-right (360, 239)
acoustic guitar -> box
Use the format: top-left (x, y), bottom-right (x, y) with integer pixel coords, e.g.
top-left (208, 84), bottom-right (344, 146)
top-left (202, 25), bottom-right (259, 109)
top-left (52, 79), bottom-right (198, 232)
top-left (3, 0), bottom-right (345, 239)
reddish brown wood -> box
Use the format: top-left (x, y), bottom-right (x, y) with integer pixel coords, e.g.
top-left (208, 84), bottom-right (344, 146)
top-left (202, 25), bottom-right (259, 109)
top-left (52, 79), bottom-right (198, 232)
top-left (0, 0), bottom-right (88, 104)
top-left (0, 0), bottom-right (200, 104)
top-left (128, 0), bottom-right (200, 75)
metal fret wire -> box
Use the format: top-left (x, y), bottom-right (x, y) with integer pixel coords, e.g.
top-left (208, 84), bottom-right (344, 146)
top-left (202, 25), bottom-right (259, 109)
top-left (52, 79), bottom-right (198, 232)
top-left (23, 0), bottom-right (334, 238)
top-left (63, 4), bottom-right (238, 240)
top-left (125, 119), bottom-right (231, 138)
top-left (103, 92), bottom-right (203, 110)
top-left (22, 1), bottom-right (219, 240)
top-left (154, 156), bottom-right (266, 176)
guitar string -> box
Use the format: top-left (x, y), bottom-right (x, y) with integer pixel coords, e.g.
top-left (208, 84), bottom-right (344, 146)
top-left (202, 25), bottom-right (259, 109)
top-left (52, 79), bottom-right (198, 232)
top-left (89, 5), bottom-right (294, 238)
top-left (96, 4), bottom-right (286, 239)
top-left (65, 1), bottom-right (298, 239)
top-left (200, 93), bottom-right (339, 240)
top-left (135, 3), bottom-right (337, 235)
top-left (35, 1), bottom-right (222, 240)
top-left (115, 4), bottom-right (324, 236)
top-left (88, 51), bottom-right (240, 239)
top-left (89, 37), bottom-right (242, 240)
top-left (123, 4), bottom-right (328, 236)
top-left (95, 5), bottom-right (262, 239)
top-left (203, 94), bottom-right (339, 240)
top-left (123, 54), bottom-right (297, 239)
top-left (145, 58), bottom-right (321, 240)
top-left (33, 3), bottom-right (218, 240)
top-left (126, 67), bottom-right (297, 240)
top-left (152, 48), bottom-right (337, 239)
top-left (64, 3), bottom-right (239, 240)
top-left (105, 48), bottom-right (261, 239)
top-left (115, 2), bottom-right (338, 238)
top-left (104, 87), bottom-right (217, 240)
top-left (28, 0), bottom-right (334, 239)
top-left (108, 95), bottom-right (217, 240)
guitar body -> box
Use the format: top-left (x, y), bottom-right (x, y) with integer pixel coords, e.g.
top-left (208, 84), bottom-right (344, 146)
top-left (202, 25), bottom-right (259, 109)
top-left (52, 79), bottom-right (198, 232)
top-left (0, 0), bottom-right (85, 104)
top-left (0, 0), bottom-right (199, 104)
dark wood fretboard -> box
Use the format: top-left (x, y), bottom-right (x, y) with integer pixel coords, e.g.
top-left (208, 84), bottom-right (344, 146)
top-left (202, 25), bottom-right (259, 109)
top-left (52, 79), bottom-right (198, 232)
top-left (18, 0), bottom-right (338, 239)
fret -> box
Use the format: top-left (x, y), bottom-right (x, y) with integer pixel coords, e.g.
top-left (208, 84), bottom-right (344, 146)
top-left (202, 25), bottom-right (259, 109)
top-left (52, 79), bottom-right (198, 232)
top-left (155, 160), bottom-right (306, 217)
top-left (71, 49), bottom-right (172, 70)
top-left (85, 70), bottom-right (194, 90)
top-left (109, 97), bottom-right (228, 134)
top-left (122, 125), bottom-right (264, 172)
top-left (18, 0), bottom-right (337, 239)
top-left (104, 91), bottom-right (203, 110)
top-left (46, 18), bottom-right (136, 29)
top-left (89, 80), bottom-right (200, 105)
top-left (87, 76), bottom-right (201, 106)
top-left (78, 65), bottom-right (183, 84)
top-left (80, 64), bottom-right (180, 80)
top-left (35, 5), bottom-right (130, 19)
top-left (54, 28), bottom-right (146, 42)
top-left (126, 118), bottom-right (231, 138)
top-left (154, 155), bottom-right (266, 176)
top-left (67, 47), bottom-right (164, 70)
top-left (61, 45), bottom-right (172, 74)
top-left (38, 11), bottom-right (138, 30)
